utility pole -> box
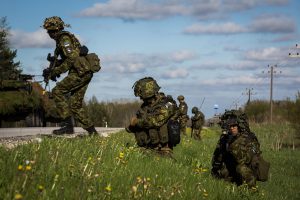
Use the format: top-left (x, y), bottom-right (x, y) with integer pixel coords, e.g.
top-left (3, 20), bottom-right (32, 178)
top-left (264, 65), bottom-right (281, 124)
top-left (289, 44), bottom-right (300, 58)
top-left (242, 88), bottom-right (256, 105)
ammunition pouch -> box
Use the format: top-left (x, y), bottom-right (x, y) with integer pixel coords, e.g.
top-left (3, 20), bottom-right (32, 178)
top-left (251, 155), bottom-right (270, 182)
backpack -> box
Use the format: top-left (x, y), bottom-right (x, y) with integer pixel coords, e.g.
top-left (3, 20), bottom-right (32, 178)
top-left (85, 53), bottom-right (101, 73)
top-left (167, 119), bottom-right (180, 147)
top-left (74, 53), bottom-right (101, 76)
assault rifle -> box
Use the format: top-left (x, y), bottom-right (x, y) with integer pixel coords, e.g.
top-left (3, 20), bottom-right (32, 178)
top-left (42, 53), bottom-right (59, 89)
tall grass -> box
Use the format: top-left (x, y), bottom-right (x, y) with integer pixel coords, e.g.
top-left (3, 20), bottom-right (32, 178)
top-left (0, 124), bottom-right (299, 199)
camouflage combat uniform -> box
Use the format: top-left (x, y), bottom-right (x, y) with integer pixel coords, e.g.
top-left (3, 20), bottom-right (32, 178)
top-left (50, 31), bottom-right (94, 129)
top-left (211, 130), bottom-right (260, 187)
top-left (191, 107), bottom-right (205, 140)
top-left (177, 95), bottom-right (189, 135)
top-left (43, 16), bottom-right (97, 135)
top-left (127, 77), bottom-right (180, 153)
top-left (211, 113), bottom-right (269, 188)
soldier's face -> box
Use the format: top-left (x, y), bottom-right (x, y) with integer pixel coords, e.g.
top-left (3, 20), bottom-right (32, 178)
top-left (47, 30), bottom-right (58, 39)
top-left (229, 125), bottom-right (239, 136)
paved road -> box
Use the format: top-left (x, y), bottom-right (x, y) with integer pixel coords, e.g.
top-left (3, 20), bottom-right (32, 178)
top-left (0, 127), bottom-right (124, 138)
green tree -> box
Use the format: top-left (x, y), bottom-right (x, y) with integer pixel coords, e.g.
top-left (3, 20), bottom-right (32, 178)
top-left (0, 16), bottom-right (22, 81)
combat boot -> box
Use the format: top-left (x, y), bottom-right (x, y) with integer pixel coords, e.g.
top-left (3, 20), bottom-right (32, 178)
top-left (159, 143), bottom-right (173, 158)
top-left (84, 126), bottom-right (99, 136)
top-left (53, 117), bottom-right (74, 135)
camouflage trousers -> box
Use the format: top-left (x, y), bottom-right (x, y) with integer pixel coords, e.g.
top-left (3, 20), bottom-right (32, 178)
top-left (191, 128), bottom-right (201, 140)
top-left (52, 72), bottom-right (93, 129)
top-left (134, 124), bottom-right (169, 148)
top-left (215, 164), bottom-right (256, 188)
top-left (179, 118), bottom-right (188, 135)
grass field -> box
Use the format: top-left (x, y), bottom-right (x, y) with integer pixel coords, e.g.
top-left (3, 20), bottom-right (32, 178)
top-left (0, 124), bottom-right (299, 199)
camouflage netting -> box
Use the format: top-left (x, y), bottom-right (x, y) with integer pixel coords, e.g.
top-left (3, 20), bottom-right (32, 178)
top-left (30, 82), bottom-right (60, 120)
top-left (0, 90), bottom-right (41, 116)
top-left (219, 109), bottom-right (250, 132)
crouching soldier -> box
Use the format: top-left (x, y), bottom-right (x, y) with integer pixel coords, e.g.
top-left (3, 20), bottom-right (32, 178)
top-left (126, 77), bottom-right (180, 155)
top-left (211, 112), bottom-right (270, 189)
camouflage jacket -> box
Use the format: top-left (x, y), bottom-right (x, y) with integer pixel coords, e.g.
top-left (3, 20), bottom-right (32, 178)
top-left (52, 31), bottom-right (81, 76)
top-left (177, 101), bottom-right (188, 120)
top-left (212, 131), bottom-right (260, 172)
top-left (229, 132), bottom-right (260, 166)
top-left (135, 93), bottom-right (177, 129)
top-left (191, 111), bottom-right (205, 129)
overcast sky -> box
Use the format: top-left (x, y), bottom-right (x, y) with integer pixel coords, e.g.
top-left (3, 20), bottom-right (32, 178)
top-left (1, 0), bottom-right (299, 118)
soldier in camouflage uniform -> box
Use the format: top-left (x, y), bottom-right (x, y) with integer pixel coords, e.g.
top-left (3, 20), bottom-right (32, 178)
top-left (126, 77), bottom-right (180, 154)
top-left (177, 95), bottom-right (189, 135)
top-left (42, 16), bottom-right (98, 135)
top-left (211, 111), bottom-right (269, 189)
top-left (191, 107), bottom-right (205, 140)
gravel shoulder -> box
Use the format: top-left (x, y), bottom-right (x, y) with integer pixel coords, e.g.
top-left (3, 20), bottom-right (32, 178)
top-left (0, 127), bottom-right (124, 149)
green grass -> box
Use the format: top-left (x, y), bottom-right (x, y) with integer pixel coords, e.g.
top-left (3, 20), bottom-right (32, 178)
top-left (0, 124), bottom-right (299, 199)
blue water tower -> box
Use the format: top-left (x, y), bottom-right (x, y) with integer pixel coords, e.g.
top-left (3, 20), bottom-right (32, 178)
top-left (214, 104), bottom-right (219, 115)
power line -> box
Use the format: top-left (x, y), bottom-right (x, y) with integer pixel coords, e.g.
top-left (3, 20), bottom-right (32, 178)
top-left (289, 43), bottom-right (300, 58)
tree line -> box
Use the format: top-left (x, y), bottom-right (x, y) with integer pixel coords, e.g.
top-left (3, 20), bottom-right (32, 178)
top-left (83, 96), bottom-right (141, 128)
top-left (244, 93), bottom-right (300, 136)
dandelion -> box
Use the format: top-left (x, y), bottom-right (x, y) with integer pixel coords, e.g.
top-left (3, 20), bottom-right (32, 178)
top-left (119, 152), bottom-right (124, 159)
top-left (14, 193), bottom-right (23, 199)
top-left (132, 185), bottom-right (137, 193)
top-left (105, 183), bottom-right (112, 192)
top-left (38, 185), bottom-right (44, 191)
top-left (136, 176), bottom-right (142, 183)
top-left (25, 165), bottom-right (32, 171)
top-left (18, 165), bottom-right (23, 171)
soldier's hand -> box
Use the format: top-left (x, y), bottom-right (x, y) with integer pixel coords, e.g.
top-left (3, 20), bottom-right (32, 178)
top-left (42, 68), bottom-right (51, 80)
top-left (130, 117), bottom-right (138, 126)
top-left (47, 53), bottom-right (56, 62)
top-left (50, 75), bottom-right (57, 82)
top-left (50, 70), bottom-right (60, 82)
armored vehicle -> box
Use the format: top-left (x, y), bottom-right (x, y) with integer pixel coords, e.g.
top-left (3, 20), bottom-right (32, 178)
top-left (0, 74), bottom-right (57, 127)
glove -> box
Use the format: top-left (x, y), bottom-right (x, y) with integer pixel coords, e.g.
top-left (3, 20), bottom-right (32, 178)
top-left (42, 68), bottom-right (51, 79)
top-left (130, 117), bottom-right (138, 126)
top-left (49, 70), bottom-right (60, 82)
top-left (50, 74), bottom-right (57, 82)
top-left (47, 53), bottom-right (56, 62)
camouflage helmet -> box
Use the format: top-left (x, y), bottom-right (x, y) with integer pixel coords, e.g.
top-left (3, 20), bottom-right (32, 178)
top-left (133, 77), bottom-right (160, 99)
top-left (220, 109), bottom-right (250, 132)
top-left (177, 95), bottom-right (184, 101)
top-left (43, 16), bottom-right (70, 30)
top-left (192, 106), bottom-right (198, 113)
top-left (226, 118), bottom-right (238, 127)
